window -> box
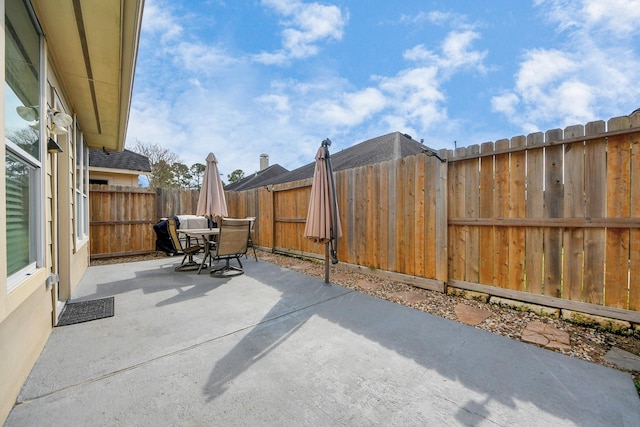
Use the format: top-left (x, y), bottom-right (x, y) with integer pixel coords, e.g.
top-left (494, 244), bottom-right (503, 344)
top-left (75, 126), bottom-right (89, 241)
top-left (5, 0), bottom-right (42, 290)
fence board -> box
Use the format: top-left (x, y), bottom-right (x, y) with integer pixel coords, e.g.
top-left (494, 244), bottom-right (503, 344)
top-left (563, 125), bottom-right (586, 302)
top-left (414, 159), bottom-right (426, 277)
top-left (544, 129), bottom-right (564, 298)
top-left (261, 187), bottom-right (273, 248)
top-left (387, 160), bottom-right (402, 271)
top-left (449, 148), bottom-right (466, 281)
top-left (346, 168), bottom-right (357, 265)
top-left (630, 131), bottom-right (640, 311)
top-left (377, 161), bottom-right (389, 270)
top-left (479, 142), bottom-right (494, 286)
top-left (526, 133), bottom-right (544, 294)
top-left (368, 164), bottom-right (379, 268)
top-left (509, 136), bottom-right (526, 291)
top-left (396, 158), bottom-right (407, 273)
top-left (357, 165), bottom-right (367, 266)
top-left (435, 150), bottom-right (448, 282)
top-left (465, 145), bottom-right (480, 283)
top-left (584, 121), bottom-right (606, 305)
top-left (605, 117), bottom-right (631, 308)
top-left (405, 156), bottom-right (416, 276)
top-left (494, 139), bottom-right (510, 289)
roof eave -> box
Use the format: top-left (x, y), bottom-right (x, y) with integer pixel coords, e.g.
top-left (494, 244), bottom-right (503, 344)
top-left (32, 0), bottom-right (145, 152)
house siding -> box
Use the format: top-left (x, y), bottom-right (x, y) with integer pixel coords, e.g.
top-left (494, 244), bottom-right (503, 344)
top-left (89, 169), bottom-right (141, 187)
top-left (1, 0), bottom-right (142, 422)
top-left (0, 30), bottom-right (87, 425)
top-left (0, 277), bottom-right (52, 423)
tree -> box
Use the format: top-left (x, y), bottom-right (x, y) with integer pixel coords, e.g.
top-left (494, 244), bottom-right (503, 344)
top-left (190, 163), bottom-right (206, 190)
top-left (227, 169), bottom-right (245, 183)
top-left (130, 140), bottom-right (179, 188)
top-left (152, 159), bottom-right (175, 188)
top-left (171, 162), bottom-right (192, 189)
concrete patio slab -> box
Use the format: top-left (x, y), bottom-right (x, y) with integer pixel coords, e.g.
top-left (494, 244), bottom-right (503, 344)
top-left (5, 257), bottom-right (639, 426)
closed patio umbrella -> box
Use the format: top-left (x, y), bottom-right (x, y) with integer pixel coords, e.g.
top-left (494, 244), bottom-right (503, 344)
top-left (196, 152), bottom-right (228, 226)
top-left (304, 139), bottom-right (342, 283)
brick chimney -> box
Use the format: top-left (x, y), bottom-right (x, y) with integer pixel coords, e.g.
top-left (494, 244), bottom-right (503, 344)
top-left (260, 154), bottom-right (269, 171)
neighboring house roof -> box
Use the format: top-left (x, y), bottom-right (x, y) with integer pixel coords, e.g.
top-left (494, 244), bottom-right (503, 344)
top-left (225, 164), bottom-right (289, 191)
top-left (89, 148), bottom-right (151, 172)
top-left (265, 132), bottom-right (428, 186)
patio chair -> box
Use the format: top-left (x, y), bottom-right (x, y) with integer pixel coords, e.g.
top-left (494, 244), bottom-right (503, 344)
top-left (167, 218), bottom-right (205, 271)
top-left (209, 218), bottom-right (251, 277)
top-left (246, 216), bottom-right (258, 261)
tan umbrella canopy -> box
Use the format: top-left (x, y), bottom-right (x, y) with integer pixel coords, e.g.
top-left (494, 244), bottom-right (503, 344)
top-left (196, 152), bottom-right (228, 226)
top-left (304, 139), bottom-right (342, 283)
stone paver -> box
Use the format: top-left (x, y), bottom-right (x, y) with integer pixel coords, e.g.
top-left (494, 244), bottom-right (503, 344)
top-left (522, 321), bottom-right (571, 351)
top-left (390, 290), bottom-right (428, 304)
top-left (454, 303), bottom-right (493, 326)
top-left (604, 347), bottom-right (640, 371)
top-left (357, 279), bottom-right (382, 291)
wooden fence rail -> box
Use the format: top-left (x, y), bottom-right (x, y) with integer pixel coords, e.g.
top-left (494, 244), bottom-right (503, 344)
top-left (90, 114), bottom-right (640, 322)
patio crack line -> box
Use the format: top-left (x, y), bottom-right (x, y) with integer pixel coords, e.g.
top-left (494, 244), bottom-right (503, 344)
top-left (14, 288), bottom-right (355, 406)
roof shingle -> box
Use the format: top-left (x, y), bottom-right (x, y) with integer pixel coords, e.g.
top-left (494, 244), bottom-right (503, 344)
top-left (89, 149), bottom-right (151, 172)
top-left (224, 164), bottom-right (289, 191)
top-left (264, 132), bottom-right (427, 186)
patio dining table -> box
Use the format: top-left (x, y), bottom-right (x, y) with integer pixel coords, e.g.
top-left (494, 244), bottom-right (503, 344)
top-left (178, 228), bottom-right (220, 274)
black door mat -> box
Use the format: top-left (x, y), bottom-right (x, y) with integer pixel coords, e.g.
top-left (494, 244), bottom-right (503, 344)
top-left (56, 297), bottom-right (114, 326)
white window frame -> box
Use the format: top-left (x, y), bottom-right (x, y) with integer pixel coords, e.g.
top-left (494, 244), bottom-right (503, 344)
top-left (5, 0), bottom-right (45, 292)
top-left (74, 123), bottom-right (89, 244)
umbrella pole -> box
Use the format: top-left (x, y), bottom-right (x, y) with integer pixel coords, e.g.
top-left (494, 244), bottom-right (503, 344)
top-left (325, 147), bottom-right (339, 265)
top-left (324, 242), bottom-right (330, 284)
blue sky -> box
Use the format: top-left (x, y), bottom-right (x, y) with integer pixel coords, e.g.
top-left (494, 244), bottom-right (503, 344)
top-left (125, 0), bottom-right (640, 179)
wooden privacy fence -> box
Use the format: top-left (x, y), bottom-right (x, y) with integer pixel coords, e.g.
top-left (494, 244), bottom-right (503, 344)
top-left (89, 185), bottom-right (199, 258)
top-left (89, 115), bottom-right (640, 321)
top-left (226, 115), bottom-right (640, 322)
top-left (447, 117), bottom-right (640, 320)
top-left (227, 155), bottom-right (449, 292)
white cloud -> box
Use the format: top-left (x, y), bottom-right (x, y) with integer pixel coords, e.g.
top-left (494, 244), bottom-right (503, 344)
top-left (377, 67), bottom-right (447, 129)
top-left (251, 51), bottom-right (289, 66)
top-left (310, 87), bottom-right (387, 127)
top-left (403, 30), bottom-right (486, 73)
top-left (403, 45), bottom-right (438, 63)
top-left (400, 10), bottom-right (470, 28)
top-left (256, 94), bottom-right (291, 114)
top-left (440, 30), bottom-right (487, 72)
top-left (491, 93), bottom-right (520, 117)
top-left (139, 1), bottom-right (183, 44)
top-left (515, 49), bottom-right (577, 93)
top-left (294, 21), bottom-right (487, 139)
top-left (254, 0), bottom-right (347, 64)
top-left (493, 0), bottom-right (640, 131)
top-left (536, 0), bottom-right (640, 37)
top-left (582, 0), bottom-right (640, 36)
top-left (171, 42), bottom-right (238, 73)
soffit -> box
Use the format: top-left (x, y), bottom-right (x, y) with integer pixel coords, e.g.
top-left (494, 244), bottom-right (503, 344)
top-left (31, 0), bottom-right (144, 152)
